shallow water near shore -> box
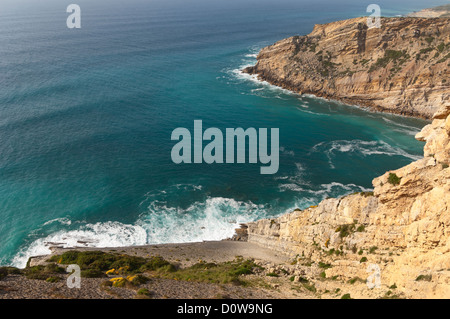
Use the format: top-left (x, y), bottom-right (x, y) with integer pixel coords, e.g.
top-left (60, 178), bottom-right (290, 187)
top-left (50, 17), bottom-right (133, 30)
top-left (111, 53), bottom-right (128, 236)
top-left (1, 0), bottom-right (445, 267)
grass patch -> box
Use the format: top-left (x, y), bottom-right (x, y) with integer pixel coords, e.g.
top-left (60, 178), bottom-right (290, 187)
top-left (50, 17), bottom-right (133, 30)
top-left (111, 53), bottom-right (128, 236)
top-left (48, 251), bottom-right (261, 286)
top-left (49, 251), bottom-right (175, 277)
top-left (159, 258), bottom-right (261, 285)
top-left (24, 264), bottom-right (65, 280)
top-left (0, 267), bottom-right (21, 280)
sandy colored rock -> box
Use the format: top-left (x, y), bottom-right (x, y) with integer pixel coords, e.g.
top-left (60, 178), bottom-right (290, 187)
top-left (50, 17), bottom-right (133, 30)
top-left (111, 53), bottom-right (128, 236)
top-left (248, 109), bottom-right (450, 298)
top-left (244, 17), bottom-right (450, 119)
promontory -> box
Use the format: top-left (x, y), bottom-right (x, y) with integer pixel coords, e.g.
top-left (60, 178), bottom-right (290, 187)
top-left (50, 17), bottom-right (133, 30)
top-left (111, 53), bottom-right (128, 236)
top-left (244, 17), bottom-right (449, 119)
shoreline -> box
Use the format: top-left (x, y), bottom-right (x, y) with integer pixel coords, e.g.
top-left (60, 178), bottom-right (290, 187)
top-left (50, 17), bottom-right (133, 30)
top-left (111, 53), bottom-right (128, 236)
top-left (237, 65), bottom-right (432, 122)
top-left (1, 6), bottom-right (448, 300)
top-left (243, 16), bottom-right (449, 120)
top-left (5, 7), bottom-right (444, 271)
top-left (242, 66), bottom-right (431, 120)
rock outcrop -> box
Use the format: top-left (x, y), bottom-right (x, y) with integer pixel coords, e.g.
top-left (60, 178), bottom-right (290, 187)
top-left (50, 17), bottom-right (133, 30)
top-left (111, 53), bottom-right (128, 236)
top-left (247, 102), bottom-right (450, 298)
top-left (244, 17), bottom-right (450, 119)
top-left (408, 4), bottom-right (450, 18)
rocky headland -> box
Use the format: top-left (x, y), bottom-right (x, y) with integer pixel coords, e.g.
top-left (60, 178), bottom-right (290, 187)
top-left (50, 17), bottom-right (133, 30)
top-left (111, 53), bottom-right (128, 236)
top-left (243, 17), bottom-right (449, 119)
top-left (408, 4), bottom-right (450, 18)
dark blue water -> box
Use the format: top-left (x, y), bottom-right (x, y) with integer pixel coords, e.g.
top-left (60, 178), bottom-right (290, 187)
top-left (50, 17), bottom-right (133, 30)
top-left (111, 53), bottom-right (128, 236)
top-left (0, 0), bottom-right (443, 267)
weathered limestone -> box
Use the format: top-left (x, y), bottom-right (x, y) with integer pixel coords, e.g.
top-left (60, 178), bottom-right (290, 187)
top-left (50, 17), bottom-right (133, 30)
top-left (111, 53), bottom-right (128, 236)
top-left (244, 17), bottom-right (450, 119)
top-left (248, 107), bottom-right (450, 298)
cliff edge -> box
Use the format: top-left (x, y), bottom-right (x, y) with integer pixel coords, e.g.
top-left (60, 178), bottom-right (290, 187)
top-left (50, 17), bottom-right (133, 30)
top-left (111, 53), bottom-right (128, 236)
top-left (244, 17), bottom-right (449, 119)
top-left (247, 102), bottom-right (450, 298)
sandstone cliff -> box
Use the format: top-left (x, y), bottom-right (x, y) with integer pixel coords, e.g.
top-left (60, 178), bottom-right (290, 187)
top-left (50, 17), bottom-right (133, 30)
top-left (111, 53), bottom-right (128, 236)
top-left (244, 17), bottom-right (450, 119)
top-left (247, 103), bottom-right (450, 298)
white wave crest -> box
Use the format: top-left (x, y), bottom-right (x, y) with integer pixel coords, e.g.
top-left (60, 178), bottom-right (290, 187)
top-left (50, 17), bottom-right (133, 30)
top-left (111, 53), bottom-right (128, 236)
top-left (12, 221), bottom-right (147, 268)
top-left (310, 139), bottom-right (421, 168)
top-left (138, 197), bottom-right (260, 245)
top-left (12, 197), bottom-right (262, 268)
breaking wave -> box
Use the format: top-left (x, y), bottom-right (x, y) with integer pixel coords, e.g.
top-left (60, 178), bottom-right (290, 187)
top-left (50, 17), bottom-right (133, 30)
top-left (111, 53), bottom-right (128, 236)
top-left (11, 197), bottom-right (264, 268)
top-left (310, 139), bottom-right (422, 168)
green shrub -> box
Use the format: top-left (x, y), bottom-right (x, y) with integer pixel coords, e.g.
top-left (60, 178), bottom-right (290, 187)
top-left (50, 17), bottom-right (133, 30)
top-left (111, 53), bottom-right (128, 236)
top-left (24, 264), bottom-right (65, 280)
top-left (160, 258), bottom-right (260, 285)
top-left (369, 50), bottom-right (410, 72)
top-left (297, 276), bottom-right (309, 283)
top-left (139, 256), bottom-right (176, 273)
top-left (341, 293), bottom-right (352, 299)
top-left (49, 251), bottom-right (175, 275)
top-left (415, 274), bottom-right (432, 282)
top-left (335, 224), bottom-right (355, 238)
top-left (81, 269), bottom-right (106, 278)
top-left (318, 262), bottom-right (332, 269)
top-left (128, 274), bottom-right (150, 286)
top-left (0, 267), bottom-right (21, 280)
top-left (302, 282), bottom-right (317, 293)
top-left (360, 257), bottom-right (368, 263)
top-left (388, 173), bottom-right (401, 185)
top-left (348, 277), bottom-right (365, 284)
top-left (360, 191), bottom-right (374, 197)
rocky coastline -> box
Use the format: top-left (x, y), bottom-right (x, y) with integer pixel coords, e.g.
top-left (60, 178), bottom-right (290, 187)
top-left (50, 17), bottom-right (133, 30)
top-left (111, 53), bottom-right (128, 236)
top-left (242, 20), bottom-right (450, 296)
top-left (1, 14), bottom-right (449, 300)
top-left (243, 17), bottom-right (449, 119)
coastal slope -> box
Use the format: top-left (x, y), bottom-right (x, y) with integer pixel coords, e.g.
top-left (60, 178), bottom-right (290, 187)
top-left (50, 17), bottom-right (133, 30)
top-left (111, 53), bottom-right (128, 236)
top-left (244, 17), bottom-right (450, 119)
top-left (247, 103), bottom-right (450, 298)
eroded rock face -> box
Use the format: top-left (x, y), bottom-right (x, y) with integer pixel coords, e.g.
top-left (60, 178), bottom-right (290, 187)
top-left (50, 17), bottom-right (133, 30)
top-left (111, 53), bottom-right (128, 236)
top-left (247, 106), bottom-right (450, 298)
top-left (244, 17), bottom-right (450, 119)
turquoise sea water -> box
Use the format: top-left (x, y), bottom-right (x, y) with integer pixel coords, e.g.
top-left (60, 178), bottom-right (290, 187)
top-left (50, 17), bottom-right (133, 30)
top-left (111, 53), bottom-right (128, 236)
top-left (0, 0), bottom-right (446, 267)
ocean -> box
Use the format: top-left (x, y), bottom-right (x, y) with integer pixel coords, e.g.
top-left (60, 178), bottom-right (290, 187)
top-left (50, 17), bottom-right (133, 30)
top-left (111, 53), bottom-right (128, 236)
top-left (0, 0), bottom-right (446, 267)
